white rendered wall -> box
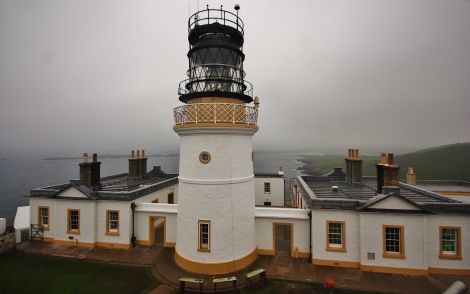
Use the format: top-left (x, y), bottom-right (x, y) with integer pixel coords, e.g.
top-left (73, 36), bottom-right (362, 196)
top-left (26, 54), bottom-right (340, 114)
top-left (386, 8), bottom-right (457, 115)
top-left (45, 199), bottom-right (96, 244)
top-left (254, 209), bottom-right (309, 254)
top-left (427, 214), bottom-right (470, 270)
top-left (134, 184), bottom-right (178, 204)
top-left (177, 180), bottom-right (255, 262)
top-left (176, 128), bottom-right (257, 263)
top-left (135, 208), bottom-right (177, 244)
top-left (30, 198), bottom-right (55, 240)
top-left (178, 131), bottom-right (254, 180)
top-left (30, 197), bottom-right (96, 243)
top-left (359, 212), bottom-right (427, 269)
top-left (95, 201), bottom-right (131, 245)
top-left (255, 177), bottom-right (284, 206)
top-left (311, 209), bottom-right (360, 263)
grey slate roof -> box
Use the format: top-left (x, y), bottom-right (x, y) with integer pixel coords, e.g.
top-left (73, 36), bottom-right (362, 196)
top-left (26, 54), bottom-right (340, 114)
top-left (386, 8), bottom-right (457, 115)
top-left (30, 166), bottom-right (178, 201)
top-left (29, 168), bottom-right (282, 201)
top-left (297, 174), bottom-right (470, 214)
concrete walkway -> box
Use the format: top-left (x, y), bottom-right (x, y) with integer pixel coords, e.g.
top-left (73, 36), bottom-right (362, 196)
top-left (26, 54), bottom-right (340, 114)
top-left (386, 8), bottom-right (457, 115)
top-left (17, 241), bottom-right (470, 293)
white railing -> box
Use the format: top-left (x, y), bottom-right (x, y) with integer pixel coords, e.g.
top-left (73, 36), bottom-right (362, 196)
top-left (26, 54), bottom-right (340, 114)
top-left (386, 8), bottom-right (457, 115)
top-left (174, 103), bottom-right (258, 126)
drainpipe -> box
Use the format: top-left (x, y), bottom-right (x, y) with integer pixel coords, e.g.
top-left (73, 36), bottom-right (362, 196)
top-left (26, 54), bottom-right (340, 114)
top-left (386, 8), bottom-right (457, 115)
top-left (130, 202), bottom-right (136, 247)
top-left (308, 210), bottom-right (312, 262)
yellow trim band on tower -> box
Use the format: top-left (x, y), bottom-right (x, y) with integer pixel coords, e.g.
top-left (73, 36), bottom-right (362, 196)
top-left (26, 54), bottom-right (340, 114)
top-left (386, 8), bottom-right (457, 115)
top-left (174, 248), bottom-right (257, 275)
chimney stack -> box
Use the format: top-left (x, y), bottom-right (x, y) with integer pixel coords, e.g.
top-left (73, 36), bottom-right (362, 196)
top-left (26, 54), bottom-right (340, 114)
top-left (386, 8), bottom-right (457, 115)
top-left (345, 148), bottom-right (363, 185)
top-left (406, 167), bottom-right (416, 186)
top-left (79, 152), bottom-right (101, 188)
top-left (128, 149), bottom-right (148, 180)
top-left (376, 152), bottom-right (400, 194)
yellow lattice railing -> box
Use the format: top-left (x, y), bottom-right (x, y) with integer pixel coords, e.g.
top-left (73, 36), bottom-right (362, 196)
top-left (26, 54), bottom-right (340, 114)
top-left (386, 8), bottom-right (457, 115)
top-left (174, 103), bottom-right (258, 126)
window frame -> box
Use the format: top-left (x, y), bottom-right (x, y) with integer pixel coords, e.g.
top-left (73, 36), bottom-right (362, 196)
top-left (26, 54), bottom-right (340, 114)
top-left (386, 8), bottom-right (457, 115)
top-left (67, 209), bottom-right (80, 235)
top-left (326, 221), bottom-right (346, 252)
top-left (106, 210), bottom-right (120, 236)
top-left (198, 220), bottom-right (211, 252)
top-left (264, 182), bottom-right (271, 194)
top-left (38, 206), bottom-right (50, 231)
top-left (382, 225), bottom-right (405, 259)
top-left (439, 226), bottom-right (462, 260)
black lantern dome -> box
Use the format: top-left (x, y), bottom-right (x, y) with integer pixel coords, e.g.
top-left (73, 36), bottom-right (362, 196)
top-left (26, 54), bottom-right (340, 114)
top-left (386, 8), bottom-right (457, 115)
top-left (178, 5), bottom-right (253, 103)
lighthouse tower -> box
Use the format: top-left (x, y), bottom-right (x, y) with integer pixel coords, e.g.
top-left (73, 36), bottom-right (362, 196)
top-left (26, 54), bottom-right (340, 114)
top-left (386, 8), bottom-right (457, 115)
top-left (173, 5), bottom-right (258, 274)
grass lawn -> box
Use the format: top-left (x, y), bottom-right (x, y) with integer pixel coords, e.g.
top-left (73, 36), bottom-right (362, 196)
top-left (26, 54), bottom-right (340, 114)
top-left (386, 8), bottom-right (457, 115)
top-left (0, 251), bottom-right (159, 294)
top-left (239, 278), bottom-right (385, 294)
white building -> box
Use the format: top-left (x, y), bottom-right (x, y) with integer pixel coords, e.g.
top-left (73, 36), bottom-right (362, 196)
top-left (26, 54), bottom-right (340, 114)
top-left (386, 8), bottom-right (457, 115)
top-left (26, 7), bottom-right (469, 276)
top-left (291, 150), bottom-right (470, 275)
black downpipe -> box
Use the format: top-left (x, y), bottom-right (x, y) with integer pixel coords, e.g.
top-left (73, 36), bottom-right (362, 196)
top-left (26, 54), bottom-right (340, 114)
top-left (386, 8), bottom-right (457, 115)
top-left (308, 210), bottom-right (312, 262)
top-left (131, 202), bottom-right (136, 247)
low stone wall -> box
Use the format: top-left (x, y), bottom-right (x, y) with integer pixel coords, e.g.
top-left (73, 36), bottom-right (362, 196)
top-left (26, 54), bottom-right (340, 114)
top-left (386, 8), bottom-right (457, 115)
top-left (0, 230), bottom-right (16, 254)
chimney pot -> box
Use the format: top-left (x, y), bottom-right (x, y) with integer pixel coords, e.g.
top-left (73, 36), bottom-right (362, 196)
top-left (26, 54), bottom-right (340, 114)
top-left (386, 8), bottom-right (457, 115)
top-left (379, 153), bottom-right (387, 164)
top-left (92, 153), bottom-right (98, 162)
top-left (354, 149), bottom-right (359, 159)
top-left (131, 150), bottom-right (135, 159)
top-left (387, 153), bottom-right (394, 165)
top-left (142, 149), bottom-right (145, 158)
top-left (348, 149), bottom-right (352, 159)
top-left (83, 153), bottom-right (89, 162)
top-left (407, 166), bottom-right (417, 186)
top-left (137, 150), bottom-right (140, 158)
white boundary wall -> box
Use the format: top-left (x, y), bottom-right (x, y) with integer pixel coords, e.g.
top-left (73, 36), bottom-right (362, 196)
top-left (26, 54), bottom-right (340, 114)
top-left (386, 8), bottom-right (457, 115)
top-left (255, 207), bottom-right (309, 255)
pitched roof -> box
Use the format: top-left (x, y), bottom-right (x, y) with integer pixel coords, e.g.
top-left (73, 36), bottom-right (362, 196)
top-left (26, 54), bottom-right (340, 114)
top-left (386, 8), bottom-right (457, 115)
top-left (29, 167), bottom-right (178, 201)
top-left (297, 174), bottom-right (470, 214)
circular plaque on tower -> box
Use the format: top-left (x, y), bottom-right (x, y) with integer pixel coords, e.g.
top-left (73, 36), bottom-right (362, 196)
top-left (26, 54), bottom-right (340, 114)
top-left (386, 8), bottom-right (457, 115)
top-left (199, 151), bottom-right (211, 164)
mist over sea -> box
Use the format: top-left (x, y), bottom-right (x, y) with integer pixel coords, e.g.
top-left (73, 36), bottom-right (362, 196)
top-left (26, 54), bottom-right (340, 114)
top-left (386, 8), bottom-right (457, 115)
top-left (0, 152), bottom-right (304, 226)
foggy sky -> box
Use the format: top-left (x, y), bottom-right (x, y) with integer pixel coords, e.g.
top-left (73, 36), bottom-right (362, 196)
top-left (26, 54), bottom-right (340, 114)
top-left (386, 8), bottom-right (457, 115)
top-left (1, 0), bottom-right (470, 157)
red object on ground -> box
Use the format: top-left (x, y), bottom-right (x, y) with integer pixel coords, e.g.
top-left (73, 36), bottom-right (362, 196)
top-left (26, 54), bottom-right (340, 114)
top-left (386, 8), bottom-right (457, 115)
top-left (325, 277), bottom-right (335, 289)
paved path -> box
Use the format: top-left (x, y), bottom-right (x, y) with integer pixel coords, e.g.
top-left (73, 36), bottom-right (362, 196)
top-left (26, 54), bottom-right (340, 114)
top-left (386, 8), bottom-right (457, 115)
top-left (17, 241), bottom-right (470, 293)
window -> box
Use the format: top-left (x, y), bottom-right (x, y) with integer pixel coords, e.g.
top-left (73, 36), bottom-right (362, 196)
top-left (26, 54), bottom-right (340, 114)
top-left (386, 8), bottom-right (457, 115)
top-left (326, 221), bottom-right (346, 252)
top-left (168, 192), bottom-right (174, 204)
top-left (198, 220), bottom-right (211, 252)
top-left (38, 206), bottom-right (49, 231)
top-left (67, 209), bottom-right (80, 234)
top-left (439, 226), bottom-right (461, 260)
top-left (199, 151), bottom-right (211, 164)
top-left (264, 182), bottom-right (271, 194)
top-left (383, 225), bottom-right (405, 258)
top-left (106, 210), bottom-right (119, 236)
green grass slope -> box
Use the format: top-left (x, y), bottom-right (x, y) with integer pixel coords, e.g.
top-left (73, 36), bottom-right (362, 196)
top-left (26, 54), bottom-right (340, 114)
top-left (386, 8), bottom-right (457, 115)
top-left (394, 142), bottom-right (470, 181)
top-left (301, 143), bottom-right (470, 181)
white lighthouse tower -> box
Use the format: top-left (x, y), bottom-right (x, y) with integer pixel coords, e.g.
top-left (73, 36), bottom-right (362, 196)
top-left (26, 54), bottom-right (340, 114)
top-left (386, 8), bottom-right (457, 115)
top-left (173, 5), bottom-right (259, 274)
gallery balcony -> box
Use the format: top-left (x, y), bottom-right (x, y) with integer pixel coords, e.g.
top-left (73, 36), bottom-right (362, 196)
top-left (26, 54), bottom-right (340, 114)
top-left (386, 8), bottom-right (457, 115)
top-left (173, 103), bottom-right (258, 129)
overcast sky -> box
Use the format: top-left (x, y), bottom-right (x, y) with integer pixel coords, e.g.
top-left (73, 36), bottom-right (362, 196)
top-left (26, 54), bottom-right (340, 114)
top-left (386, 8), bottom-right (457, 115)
top-left (1, 0), bottom-right (469, 157)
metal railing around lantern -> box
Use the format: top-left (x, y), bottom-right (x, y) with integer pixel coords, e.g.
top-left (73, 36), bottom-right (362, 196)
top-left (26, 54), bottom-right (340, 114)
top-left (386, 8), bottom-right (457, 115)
top-left (173, 103), bottom-right (258, 126)
top-left (188, 7), bottom-right (244, 36)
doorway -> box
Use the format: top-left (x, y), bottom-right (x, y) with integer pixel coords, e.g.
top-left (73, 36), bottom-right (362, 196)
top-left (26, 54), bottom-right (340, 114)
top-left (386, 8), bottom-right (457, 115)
top-left (149, 216), bottom-right (165, 246)
top-left (273, 223), bottom-right (293, 257)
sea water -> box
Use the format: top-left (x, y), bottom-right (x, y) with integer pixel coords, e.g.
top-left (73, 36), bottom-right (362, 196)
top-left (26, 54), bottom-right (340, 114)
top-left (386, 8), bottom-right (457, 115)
top-left (0, 152), bottom-right (304, 226)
